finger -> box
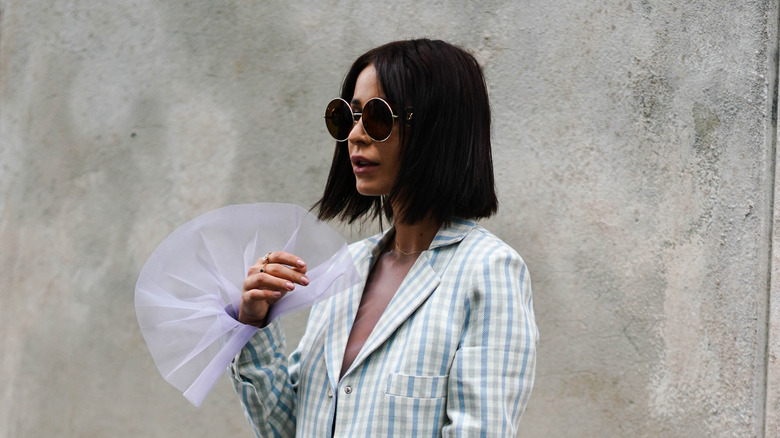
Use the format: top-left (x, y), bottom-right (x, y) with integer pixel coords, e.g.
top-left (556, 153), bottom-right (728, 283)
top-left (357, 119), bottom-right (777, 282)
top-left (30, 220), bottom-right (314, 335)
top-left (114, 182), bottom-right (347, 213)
top-left (262, 263), bottom-right (310, 287)
top-left (243, 272), bottom-right (298, 293)
top-left (245, 288), bottom-right (288, 302)
top-left (253, 251), bottom-right (307, 274)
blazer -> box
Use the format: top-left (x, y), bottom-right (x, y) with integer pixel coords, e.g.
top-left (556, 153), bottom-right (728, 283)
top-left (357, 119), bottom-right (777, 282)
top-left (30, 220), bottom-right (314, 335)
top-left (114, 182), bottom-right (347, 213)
top-left (230, 218), bottom-right (538, 437)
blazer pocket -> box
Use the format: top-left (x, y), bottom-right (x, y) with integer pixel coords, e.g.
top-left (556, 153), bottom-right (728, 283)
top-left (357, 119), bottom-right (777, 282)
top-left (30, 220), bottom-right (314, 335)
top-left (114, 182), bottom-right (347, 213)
top-left (385, 372), bottom-right (448, 399)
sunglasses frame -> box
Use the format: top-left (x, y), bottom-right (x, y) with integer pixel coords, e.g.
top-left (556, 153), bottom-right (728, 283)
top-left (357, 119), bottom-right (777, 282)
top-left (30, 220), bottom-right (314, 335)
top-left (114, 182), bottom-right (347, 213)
top-left (324, 97), bottom-right (401, 143)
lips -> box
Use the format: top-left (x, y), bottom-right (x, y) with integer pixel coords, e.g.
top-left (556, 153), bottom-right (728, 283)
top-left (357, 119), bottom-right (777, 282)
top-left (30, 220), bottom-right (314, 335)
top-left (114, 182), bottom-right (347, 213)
top-left (350, 155), bottom-right (379, 169)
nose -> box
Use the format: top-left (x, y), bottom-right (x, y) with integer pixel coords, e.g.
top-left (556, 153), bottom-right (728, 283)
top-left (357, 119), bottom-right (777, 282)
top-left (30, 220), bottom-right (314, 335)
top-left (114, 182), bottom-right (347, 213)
top-left (347, 116), bottom-right (370, 145)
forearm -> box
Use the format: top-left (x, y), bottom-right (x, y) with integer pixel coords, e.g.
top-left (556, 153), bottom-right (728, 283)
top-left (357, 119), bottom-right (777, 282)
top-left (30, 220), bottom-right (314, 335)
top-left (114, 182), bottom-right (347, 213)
top-left (230, 320), bottom-right (298, 438)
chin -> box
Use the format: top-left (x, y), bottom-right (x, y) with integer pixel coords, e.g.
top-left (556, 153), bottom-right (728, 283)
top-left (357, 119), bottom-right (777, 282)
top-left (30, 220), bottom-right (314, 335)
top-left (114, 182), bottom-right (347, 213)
top-left (356, 189), bottom-right (383, 197)
top-left (355, 183), bottom-right (391, 197)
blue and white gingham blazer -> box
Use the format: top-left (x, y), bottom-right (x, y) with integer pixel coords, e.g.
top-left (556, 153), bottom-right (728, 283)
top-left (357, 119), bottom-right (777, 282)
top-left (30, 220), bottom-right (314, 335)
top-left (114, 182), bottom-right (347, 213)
top-left (230, 219), bottom-right (538, 437)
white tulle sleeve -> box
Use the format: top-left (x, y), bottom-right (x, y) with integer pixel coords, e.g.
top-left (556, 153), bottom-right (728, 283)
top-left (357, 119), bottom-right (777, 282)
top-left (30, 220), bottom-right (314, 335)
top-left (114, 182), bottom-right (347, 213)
top-left (134, 203), bottom-right (358, 406)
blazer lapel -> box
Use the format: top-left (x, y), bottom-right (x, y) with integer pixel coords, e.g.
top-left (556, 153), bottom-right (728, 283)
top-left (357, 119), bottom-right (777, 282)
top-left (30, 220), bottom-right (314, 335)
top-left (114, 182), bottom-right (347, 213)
top-left (324, 233), bottom-right (386, 387)
top-left (344, 252), bottom-right (441, 376)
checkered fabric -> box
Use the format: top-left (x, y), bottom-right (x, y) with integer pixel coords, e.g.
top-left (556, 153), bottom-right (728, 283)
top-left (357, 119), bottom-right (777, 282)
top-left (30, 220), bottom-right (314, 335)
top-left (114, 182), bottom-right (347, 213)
top-left (230, 219), bottom-right (538, 437)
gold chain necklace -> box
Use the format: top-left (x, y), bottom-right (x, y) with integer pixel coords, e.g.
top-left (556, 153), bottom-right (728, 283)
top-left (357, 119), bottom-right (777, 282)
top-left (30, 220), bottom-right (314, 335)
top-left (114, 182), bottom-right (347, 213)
top-left (395, 241), bottom-right (422, 255)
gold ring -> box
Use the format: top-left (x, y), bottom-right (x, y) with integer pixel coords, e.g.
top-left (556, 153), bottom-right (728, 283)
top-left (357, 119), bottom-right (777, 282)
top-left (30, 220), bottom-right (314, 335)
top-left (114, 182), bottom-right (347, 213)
top-left (259, 252), bottom-right (272, 274)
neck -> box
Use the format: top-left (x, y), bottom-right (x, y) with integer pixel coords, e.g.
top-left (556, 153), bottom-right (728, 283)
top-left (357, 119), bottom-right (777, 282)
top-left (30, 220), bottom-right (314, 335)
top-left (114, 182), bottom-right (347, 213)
top-left (391, 212), bottom-right (441, 255)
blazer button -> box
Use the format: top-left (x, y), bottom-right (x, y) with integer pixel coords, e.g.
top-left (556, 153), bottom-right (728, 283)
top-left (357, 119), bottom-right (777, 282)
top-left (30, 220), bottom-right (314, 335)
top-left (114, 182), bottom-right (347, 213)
top-left (327, 386), bottom-right (333, 398)
top-left (344, 386), bottom-right (353, 394)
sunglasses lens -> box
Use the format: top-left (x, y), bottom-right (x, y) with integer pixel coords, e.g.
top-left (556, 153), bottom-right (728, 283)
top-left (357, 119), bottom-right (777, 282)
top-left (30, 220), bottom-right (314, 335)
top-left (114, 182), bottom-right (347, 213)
top-left (325, 99), bottom-right (353, 141)
top-left (362, 99), bottom-right (394, 142)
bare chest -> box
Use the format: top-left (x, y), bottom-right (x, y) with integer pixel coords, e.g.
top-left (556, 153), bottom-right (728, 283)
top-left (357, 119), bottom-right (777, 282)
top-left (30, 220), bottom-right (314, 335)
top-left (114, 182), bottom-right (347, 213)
top-left (339, 251), bottom-right (419, 377)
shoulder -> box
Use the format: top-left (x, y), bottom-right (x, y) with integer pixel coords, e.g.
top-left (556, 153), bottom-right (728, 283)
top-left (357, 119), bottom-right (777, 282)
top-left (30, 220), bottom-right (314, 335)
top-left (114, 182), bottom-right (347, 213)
top-left (456, 224), bottom-right (525, 267)
top-left (451, 225), bottom-right (530, 297)
top-left (429, 221), bottom-right (528, 293)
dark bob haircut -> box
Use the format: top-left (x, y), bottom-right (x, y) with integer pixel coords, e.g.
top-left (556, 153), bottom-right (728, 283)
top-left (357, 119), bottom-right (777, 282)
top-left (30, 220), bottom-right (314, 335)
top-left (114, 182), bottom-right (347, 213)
top-left (315, 38), bottom-right (498, 225)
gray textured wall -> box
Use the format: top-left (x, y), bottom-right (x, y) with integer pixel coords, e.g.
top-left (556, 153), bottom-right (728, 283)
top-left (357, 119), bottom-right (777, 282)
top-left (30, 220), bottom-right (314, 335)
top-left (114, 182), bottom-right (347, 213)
top-left (2, 1), bottom-right (778, 437)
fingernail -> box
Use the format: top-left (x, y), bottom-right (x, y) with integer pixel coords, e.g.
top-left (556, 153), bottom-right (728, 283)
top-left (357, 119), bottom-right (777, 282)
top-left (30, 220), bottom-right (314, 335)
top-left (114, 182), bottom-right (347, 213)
top-left (297, 259), bottom-right (306, 267)
top-left (286, 281), bottom-right (295, 290)
top-left (300, 275), bottom-right (310, 286)
top-left (273, 291), bottom-right (282, 297)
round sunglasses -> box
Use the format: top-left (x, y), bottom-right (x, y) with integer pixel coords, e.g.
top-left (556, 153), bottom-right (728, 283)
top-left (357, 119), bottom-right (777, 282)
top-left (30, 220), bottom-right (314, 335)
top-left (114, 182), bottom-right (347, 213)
top-left (324, 97), bottom-right (409, 143)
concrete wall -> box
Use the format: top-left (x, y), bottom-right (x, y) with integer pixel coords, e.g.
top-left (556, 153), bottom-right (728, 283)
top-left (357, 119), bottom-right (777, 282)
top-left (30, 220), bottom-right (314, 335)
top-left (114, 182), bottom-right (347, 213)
top-left (1, 1), bottom-right (778, 437)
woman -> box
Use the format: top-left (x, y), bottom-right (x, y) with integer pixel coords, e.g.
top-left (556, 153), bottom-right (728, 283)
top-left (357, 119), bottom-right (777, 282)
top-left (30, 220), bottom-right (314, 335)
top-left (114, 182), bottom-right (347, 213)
top-left (233, 39), bottom-right (537, 437)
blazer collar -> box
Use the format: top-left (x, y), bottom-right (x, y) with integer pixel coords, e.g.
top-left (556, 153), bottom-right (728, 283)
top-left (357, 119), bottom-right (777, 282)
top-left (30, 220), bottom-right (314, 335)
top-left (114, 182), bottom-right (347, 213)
top-left (426, 218), bottom-right (476, 251)
top-left (361, 217), bottom-right (476, 257)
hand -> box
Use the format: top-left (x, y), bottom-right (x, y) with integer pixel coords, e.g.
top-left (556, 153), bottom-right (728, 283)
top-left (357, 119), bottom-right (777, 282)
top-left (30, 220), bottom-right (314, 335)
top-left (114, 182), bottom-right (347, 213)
top-left (239, 251), bottom-right (309, 328)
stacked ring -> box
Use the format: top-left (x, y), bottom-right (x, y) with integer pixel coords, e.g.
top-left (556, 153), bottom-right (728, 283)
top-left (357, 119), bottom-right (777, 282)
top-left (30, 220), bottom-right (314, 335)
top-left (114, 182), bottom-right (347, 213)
top-left (260, 252), bottom-right (271, 274)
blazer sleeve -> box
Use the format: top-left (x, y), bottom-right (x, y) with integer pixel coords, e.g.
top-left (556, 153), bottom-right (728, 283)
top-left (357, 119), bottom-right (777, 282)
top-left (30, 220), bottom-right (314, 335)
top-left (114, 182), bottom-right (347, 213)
top-left (443, 246), bottom-right (538, 437)
top-left (229, 319), bottom-right (298, 438)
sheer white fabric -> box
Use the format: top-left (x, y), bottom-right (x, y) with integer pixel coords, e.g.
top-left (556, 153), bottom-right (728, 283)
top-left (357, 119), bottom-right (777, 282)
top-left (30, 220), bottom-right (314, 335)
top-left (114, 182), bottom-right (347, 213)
top-left (135, 203), bottom-right (359, 406)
